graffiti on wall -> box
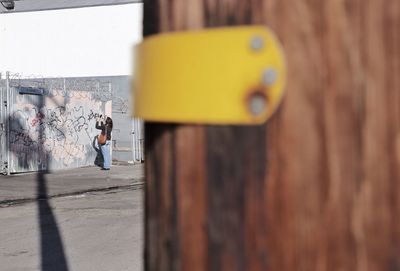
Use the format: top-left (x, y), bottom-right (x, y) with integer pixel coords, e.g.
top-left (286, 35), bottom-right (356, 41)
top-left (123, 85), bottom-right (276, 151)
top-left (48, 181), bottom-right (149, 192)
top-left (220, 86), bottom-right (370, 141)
top-left (8, 89), bottom-right (110, 171)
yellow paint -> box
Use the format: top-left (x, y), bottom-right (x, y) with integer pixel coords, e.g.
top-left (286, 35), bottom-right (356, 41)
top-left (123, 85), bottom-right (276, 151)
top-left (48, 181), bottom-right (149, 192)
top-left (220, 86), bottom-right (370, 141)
top-left (132, 26), bottom-right (286, 124)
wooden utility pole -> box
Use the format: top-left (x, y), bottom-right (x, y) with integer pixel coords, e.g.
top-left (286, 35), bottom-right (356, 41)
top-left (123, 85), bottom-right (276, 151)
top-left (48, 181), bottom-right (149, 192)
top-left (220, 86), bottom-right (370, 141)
top-left (142, 1), bottom-right (400, 270)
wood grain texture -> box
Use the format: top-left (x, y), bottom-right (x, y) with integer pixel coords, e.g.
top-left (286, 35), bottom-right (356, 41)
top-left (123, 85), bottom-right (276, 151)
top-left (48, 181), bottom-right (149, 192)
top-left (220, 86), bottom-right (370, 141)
top-left (264, 1), bottom-right (400, 270)
top-left (143, 0), bottom-right (400, 270)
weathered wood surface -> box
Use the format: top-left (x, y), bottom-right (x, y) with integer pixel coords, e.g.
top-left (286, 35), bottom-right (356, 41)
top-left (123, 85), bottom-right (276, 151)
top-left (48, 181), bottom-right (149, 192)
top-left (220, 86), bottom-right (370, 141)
top-left (143, 1), bottom-right (400, 270)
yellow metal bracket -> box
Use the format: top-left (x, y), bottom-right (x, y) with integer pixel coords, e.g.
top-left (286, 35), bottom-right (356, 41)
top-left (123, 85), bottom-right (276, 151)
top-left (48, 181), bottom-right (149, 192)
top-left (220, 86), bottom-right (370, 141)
top-left (132, 26), bottom-right (286, 125)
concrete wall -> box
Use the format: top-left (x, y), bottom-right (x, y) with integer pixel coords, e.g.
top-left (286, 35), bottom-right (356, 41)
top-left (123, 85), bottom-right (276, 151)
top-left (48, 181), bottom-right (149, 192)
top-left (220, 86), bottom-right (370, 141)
top-left (53, 75), bottom-right (141, 163)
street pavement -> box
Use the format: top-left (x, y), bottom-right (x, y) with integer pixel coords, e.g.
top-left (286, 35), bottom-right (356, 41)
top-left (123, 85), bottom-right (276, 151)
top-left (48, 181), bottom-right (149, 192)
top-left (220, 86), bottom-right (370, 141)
top-left (0, 163), bottom-right (144, 271)
top-left (0, 163), bottom-right (144, 205)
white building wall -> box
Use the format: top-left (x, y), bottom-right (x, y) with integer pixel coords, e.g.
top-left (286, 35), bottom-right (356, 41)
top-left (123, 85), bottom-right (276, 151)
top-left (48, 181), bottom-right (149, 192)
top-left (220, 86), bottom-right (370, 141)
top-left (0, 3), bottom-right (142, 77)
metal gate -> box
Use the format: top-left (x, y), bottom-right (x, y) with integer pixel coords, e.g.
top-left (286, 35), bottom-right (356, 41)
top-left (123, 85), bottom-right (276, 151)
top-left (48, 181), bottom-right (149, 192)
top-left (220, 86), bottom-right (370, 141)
top-left (2, 72), bottom-right (113, 174)
top-left (132, 118), bottom-right (144, 163)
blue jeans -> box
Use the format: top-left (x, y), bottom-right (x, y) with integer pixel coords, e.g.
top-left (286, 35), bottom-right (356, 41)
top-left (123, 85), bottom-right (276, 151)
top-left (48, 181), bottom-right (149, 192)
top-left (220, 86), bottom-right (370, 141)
top-left (100, 140), bottom-right (111, 169)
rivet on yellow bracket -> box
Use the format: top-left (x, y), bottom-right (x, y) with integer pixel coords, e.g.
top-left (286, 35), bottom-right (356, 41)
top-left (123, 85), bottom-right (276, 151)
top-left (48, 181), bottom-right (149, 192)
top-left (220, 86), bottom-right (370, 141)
top-left (132, 26), bottom-right (286, 125)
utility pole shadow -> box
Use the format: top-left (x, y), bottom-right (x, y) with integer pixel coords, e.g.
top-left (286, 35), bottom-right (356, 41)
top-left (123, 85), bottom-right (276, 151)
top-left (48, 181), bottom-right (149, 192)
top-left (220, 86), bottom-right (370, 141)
top-left (37, 170), bottom-right (69, 271)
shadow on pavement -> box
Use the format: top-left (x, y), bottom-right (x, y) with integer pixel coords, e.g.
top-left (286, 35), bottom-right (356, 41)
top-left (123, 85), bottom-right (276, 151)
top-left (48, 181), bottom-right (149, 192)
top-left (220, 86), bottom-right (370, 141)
top-left (37, 170), bottom-right (69, 271)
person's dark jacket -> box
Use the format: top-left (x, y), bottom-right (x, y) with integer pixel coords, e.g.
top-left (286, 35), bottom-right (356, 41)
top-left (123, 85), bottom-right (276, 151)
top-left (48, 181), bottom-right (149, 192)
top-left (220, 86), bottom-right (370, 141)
top-left (96, 121), bottom-right (112, 140)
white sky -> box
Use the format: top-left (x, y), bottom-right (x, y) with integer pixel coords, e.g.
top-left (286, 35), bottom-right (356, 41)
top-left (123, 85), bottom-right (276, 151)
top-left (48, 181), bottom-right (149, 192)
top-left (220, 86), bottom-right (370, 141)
top-left (0, 3), bottom-right (143, 78)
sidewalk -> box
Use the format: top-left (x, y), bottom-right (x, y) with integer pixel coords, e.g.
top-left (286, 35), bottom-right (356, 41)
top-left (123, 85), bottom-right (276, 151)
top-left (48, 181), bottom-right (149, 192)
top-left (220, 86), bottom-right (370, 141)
top-left (0, 163), bottom-right (144, 204)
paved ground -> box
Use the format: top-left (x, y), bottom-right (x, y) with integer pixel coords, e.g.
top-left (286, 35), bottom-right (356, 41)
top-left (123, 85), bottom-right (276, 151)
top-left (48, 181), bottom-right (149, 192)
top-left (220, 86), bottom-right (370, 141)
top-left (0, 164), bottom-right (144, 205)
top-left (0, 164), bottom-right (144, 271)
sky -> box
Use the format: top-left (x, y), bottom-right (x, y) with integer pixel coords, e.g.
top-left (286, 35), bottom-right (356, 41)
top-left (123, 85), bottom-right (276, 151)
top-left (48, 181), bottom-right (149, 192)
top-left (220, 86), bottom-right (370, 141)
top-left (0, 3), bottom-right (143, 78)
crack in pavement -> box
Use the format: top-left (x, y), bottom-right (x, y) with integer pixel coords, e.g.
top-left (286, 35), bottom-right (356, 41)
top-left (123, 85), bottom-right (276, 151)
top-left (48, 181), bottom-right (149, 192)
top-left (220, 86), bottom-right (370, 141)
top-left (0, 182), bottom-right (144, 208)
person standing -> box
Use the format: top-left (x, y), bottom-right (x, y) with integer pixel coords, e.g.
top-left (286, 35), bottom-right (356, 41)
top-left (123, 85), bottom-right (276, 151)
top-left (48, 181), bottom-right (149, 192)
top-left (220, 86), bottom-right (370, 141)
top-left (96, 115), bottom-right (113, 170)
